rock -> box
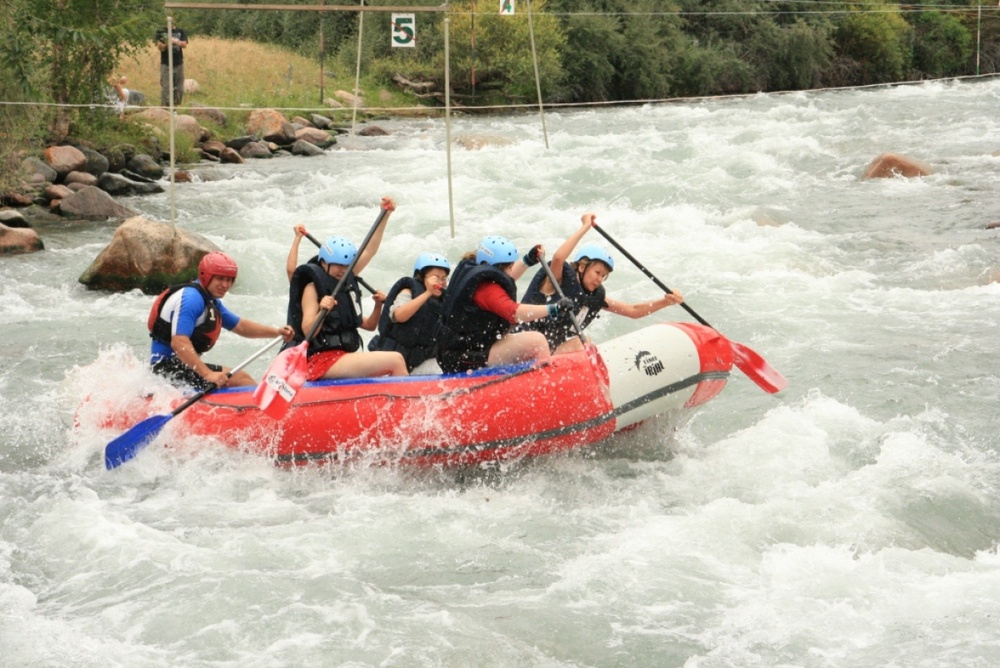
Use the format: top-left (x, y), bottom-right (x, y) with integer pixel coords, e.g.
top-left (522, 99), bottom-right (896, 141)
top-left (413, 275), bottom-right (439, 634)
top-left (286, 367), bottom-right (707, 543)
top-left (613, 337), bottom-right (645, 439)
top-left (862, 152), bottom-right (933, 179)
top-left (310, 114), bottom-right (332, 129)
top-left (295, 126), bottom-right (335, 147)
top-left (323, 98), bottom-right (345, 109)
top-left (65, 171), bottom-right (99, 188)
top-left (292, 116), bottom-right (315, 128)
top-left (97, 173), bottom-right (165, 197)
top-left (358, 125), bottom-right (389, 137)
top-left (44, 183), bottom-right (73, 201)
top-left (1, 193), bottom-right (36, 207)
top-left (43, 145), bottom-right (87, 180)
top-left (291, 140), bottom-right (325, 156)
top-left (219, 147), bottom-right (244, 164)
top-left (20, 157), bottom-right (57, 184)
top-left (184, 78), bottom-right (200, 94)
top-left (78, 216), bottom-right (220, 294)
top-left (134, 109), bottom-right (208, 143)
top-left (985, 221), bottom-right (1000, 230)
top-left (58, 185), bottom-right (141, 220)
top-left (246, 109), bottom-right (296, 145)
top-left (224, 135), bottom-right (257, 151)
top-left (126, 154), bottom-right (164, 180)
top-left (239, 141), bottom-right (273, 159)
top-left (453, 133), bottom-right (514, 150)
top-left (189, 104), bottom-right (226, 126)
top-left (200, 140), bottom-right (227, 158)
top-left (0, 222), bottom-right (43, 255)
top-left (334, 90), bottom-right (362, 108)
top-left (0, 209), bottom-right (31, 228)
top-left (79, 147), bottom-right (109, 177)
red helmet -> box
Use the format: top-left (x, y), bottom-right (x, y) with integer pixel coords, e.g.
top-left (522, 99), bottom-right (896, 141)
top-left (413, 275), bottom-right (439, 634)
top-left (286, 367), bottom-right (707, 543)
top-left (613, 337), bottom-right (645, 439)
top-left (198, 251), bottom-right (238, 286)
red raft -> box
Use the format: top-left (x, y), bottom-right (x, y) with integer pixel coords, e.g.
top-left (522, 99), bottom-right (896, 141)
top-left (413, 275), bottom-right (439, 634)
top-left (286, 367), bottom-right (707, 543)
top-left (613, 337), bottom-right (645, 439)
top-left (93, 322), bottom-right (732, 467)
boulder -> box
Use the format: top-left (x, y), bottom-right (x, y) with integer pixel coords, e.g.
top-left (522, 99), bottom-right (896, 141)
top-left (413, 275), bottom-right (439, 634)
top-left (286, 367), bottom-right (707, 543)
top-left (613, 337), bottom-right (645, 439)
top-left (291, 140), bottom-right (325, 157)
top-left (97, 173), bottom-right (165, 197)
top-left (184, 78), bottom-right (200, 94)
top-left (294, 126), bottom-right (334, 147)
top-left (246, 109), bottom-right (296, 145)
top-left (79, 147), bottom-right (109, 177)
top-left (65, 171), bottom-right (99, 188)
top-left (21, 156), bottom-right (57, 184)
top-left (79, 216), bottom-right (221, 294)
top-left (333, 90), bottom-right (362, 108)
top-left (358, 125), bottom-right (389, 137)
top-left (0, 222), bottom-right (43, 255)
top-left (44, 183), bottom-right (73, 201)
top-left (862, 153), bottom-right (933, 179)
top-left (126, 154), bottom-right (164, 180)
top-left (219, 147), bottom-right (244, 164)
top-left (310, 114), bottom-right (332, 129)
top-left (0, 209), bottom-right (31, 228)
top-left (43, 145), bottom-right (87, 180)
top-left (58, 185), bottom-right (141, 220)
top-left (453, 133), bottom-right (514, 150)
top-left (239, 141), bottom-right (273, 159)
top-left (189, 104), bottom-right (227, 127)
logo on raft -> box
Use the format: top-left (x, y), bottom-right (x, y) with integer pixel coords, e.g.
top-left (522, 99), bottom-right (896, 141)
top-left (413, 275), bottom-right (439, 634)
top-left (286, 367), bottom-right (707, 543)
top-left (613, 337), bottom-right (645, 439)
top-left (634, 350), bottom-right (664, 377)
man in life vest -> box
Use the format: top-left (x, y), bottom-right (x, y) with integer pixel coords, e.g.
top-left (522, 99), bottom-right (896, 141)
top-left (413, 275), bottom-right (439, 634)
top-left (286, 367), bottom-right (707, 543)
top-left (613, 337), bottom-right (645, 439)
top-left (435, 235), bottom-right (573, 374)
top-left (148, 251), bottom-right (293, 390)
top-left (368, 251), bottom-right (451, 373)
top-left (519, 213), bottom-right (684, 353)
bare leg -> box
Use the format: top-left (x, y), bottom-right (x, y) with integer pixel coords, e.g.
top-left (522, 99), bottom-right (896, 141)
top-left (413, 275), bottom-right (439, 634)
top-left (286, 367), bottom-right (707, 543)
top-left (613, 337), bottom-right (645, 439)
top-left (324, 351), bottom-right (408, 379)
top-left (553, 334), bottom-right (589, 355)
top-left (487, 331), bottom-right (550, 367)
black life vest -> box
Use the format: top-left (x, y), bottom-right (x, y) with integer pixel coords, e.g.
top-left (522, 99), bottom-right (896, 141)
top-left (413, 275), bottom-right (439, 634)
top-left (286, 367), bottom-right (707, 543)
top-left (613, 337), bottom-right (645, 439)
top-left (286, 260), bottom-right (363, 355)
top-left (520, 263), bottom-right (606, 344)
top-left (368, 276), bottom-right (443, 371)
top-left (436, 259), bottom-right (517, 356)
top-left (147, 282), bottom-right (222, 354)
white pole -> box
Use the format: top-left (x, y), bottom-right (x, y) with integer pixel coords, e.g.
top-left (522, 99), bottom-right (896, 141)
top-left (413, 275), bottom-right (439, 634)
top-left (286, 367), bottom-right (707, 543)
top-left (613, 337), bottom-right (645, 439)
top-left (167, 16), bottom-right (177, 229)
top-left (445, 13), bottom-right (455, 238)
top-left (351, 0), bottom-right (365, 135)
top-left (525, 0), bottom-right (549, 149)
top-left (977, 3), bottom-right (982, 76)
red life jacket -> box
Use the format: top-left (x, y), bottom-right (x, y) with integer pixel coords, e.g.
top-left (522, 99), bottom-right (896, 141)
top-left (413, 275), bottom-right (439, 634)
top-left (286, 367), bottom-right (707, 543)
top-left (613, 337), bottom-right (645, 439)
top-left (147, 282), bottom-right (223, 354)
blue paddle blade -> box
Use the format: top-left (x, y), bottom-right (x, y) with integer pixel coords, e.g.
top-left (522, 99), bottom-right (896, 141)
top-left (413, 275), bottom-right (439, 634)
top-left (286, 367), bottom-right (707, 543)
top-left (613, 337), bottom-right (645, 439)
top-left (104, 413), bottom-right (173, 470)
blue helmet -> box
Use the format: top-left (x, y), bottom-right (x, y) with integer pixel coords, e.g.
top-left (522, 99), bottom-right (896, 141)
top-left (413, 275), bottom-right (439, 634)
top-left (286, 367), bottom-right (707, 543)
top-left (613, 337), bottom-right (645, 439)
top-left (319, 236), bottom-right (357, 266)
top-left (573, 244), bottom-right (614, 271)
top-left (414, 252), bottom-right (451, 275)
top-left (476, 236), bottom-right (518, 266)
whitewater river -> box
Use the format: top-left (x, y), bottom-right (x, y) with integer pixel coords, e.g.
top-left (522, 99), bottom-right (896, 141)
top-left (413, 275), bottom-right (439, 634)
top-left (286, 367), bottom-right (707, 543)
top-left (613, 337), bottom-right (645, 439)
top-left (2, 78), bottom-right (999, 667)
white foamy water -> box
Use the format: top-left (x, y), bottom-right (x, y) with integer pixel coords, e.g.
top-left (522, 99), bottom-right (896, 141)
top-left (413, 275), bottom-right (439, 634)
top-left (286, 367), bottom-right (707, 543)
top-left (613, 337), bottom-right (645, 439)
top-left (2, 79), bottom-right (1000, 667)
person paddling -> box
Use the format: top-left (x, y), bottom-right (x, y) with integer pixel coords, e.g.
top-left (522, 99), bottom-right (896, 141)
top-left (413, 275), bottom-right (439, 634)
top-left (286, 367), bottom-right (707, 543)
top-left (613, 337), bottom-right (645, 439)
top-left (368, 252), bottom-right (451, 374)
top-left (519, 213), bottom-right (685, 353)
top-left (149, 251), bottom-right (293, 390)
top-left (285, 196), bottom-right (407, 380)
top-left (434, 236), bottom-right (573, 374)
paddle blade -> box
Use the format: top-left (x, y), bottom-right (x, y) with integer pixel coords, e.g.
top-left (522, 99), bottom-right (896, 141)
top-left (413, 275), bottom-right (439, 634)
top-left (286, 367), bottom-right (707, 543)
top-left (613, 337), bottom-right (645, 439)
top-left (253, 343), bottom-right (309, 420)
top-left (104, 413), bottom-right (173, 469)
top-left (731, 342), bottom-right (787, 394)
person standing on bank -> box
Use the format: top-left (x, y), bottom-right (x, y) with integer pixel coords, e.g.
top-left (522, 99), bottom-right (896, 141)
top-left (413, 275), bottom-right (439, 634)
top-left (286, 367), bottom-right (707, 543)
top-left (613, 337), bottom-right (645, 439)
top-left (520, 213), bottom-right (685, 353)
top-left (286, 197), bottom-right (407, 380)
top-left (435, 236), bottom-right (574, 374)
top-left (149, 251), bottom-right (294, 391)
top-left (369, 252), bottom-right (451, 373)
top-left (155, 22), bottom-right (188, 107)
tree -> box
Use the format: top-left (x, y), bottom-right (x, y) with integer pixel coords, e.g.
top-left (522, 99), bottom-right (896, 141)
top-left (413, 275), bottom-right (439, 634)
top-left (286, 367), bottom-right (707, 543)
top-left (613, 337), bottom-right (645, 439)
top-left (911, 11), bottom-right (972, 78)
top-left (835, 4), bottom-right (913, 85)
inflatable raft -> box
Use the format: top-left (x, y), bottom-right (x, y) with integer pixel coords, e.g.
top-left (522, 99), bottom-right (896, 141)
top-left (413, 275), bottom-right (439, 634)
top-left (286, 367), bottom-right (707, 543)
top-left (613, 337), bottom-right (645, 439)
top-left (90, 321), bottom-right (732, 467)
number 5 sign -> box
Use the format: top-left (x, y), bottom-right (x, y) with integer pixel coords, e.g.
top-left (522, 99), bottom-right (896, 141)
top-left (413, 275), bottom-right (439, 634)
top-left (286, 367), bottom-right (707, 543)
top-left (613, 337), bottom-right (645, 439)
top-left (391, 13), bottom-right (415, 48)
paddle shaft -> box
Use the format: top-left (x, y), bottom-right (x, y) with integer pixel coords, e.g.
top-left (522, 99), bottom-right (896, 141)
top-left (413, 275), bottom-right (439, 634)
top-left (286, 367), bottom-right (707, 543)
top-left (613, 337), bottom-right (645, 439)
top-left (171, 335), bottom-right (285, 415)
top-left (591, 222), bottom-right (712, 328)
top-left (538, 255), bottom-right (588, 346)
top-left (304, 207), bottom-right (389, 343)
top-left (305, 231), bottom-right (377, 295)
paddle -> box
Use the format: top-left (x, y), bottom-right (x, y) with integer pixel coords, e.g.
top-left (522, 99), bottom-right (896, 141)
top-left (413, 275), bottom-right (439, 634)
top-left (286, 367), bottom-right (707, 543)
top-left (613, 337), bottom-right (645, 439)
top-left (590, 221), bottom-right (787, 394)
top-left (255, 206), bottom-right (390, 419)
top-left (538, 253), bottom-right (588, 347)
top-left (104, 335), bottom-right (285, 469)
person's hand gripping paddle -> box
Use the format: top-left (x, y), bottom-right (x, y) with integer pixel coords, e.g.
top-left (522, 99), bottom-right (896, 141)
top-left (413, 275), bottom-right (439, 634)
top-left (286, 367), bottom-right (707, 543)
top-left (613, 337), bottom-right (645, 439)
top-left (254, 206), bottom-right (390, 419)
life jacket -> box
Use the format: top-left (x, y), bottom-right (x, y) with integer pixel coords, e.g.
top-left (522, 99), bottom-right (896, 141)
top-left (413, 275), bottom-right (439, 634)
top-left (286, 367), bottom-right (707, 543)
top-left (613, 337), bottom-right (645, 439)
top-left (520, 263), bottom-right (606, 342)
top-left (369, 276), bottom-right (443, 371)
top-left (286, 260), bottom-right (363, 354)
top-left (436, 259), bottom-right (516, 356)
top-left (147, 282), bottom-right (222, 354)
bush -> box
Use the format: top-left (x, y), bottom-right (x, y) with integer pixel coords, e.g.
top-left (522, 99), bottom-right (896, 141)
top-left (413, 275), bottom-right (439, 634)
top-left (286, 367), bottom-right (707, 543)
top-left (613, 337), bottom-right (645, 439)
top-left (836, 7), bottom-right (913, 85)
top-left (911, 11), bottom-right (973, 78)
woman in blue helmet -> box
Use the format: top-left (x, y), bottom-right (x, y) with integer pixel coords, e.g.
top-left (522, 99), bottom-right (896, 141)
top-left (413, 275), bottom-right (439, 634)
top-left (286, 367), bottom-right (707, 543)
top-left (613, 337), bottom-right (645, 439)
top-left (286, 196), bottom-right (407, 380)
top-left (369, 251), bottom-right (451, 373)
top-left (520, 213), bottom-right (685, 353)
top-left (435, 235), bottom-right (574, 374)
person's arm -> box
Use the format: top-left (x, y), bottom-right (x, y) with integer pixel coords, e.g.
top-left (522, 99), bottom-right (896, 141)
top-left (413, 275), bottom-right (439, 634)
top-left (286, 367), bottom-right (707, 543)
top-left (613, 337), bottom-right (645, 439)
top-left (550, 213), bottom-right (594, 281)
top-left (353, 196), bottom-right (395, 276)
top-left (301, 282), bottom-right (331, 337)
top-left (508, 243), bottom-right (544, 282)
top-left (109, 77), bottom-right (127, 102)
top-left (232, 319), bottom-right (293, 340)
top-left (361, 291), bottom-right (386, 331)
top-left (603, 291), bottom-right (684, 319)
top-left (169, 334), bottom-right (227, 386)
top-left (286, 224), bottom-right (308, 281)
top-left (473, 283), bottom-right (554, 324)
